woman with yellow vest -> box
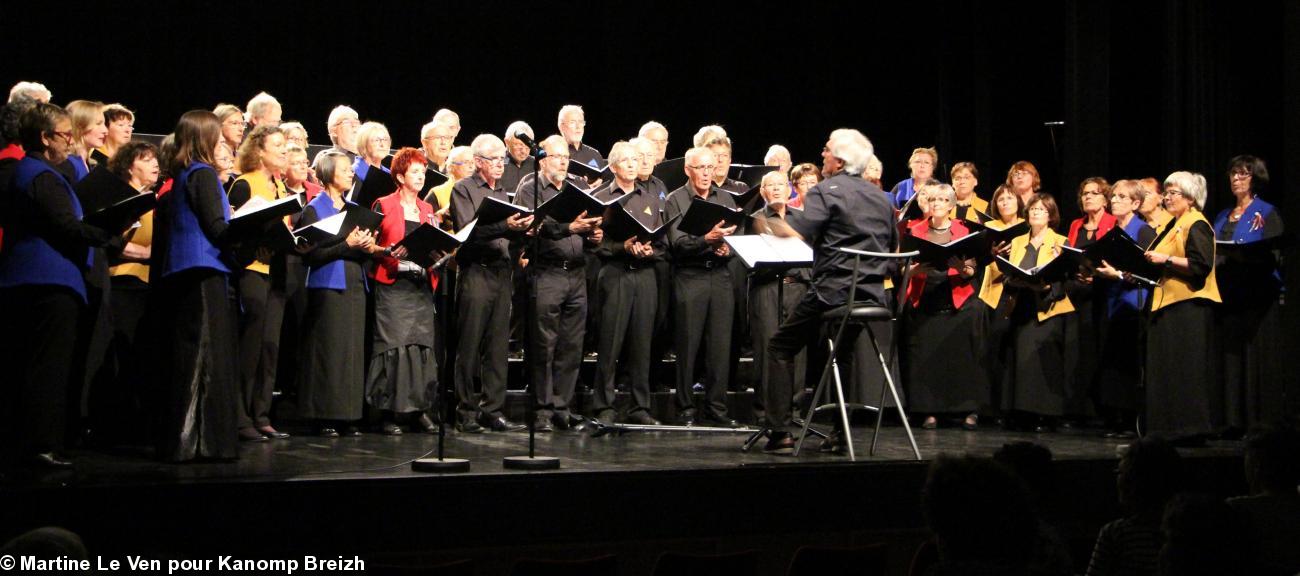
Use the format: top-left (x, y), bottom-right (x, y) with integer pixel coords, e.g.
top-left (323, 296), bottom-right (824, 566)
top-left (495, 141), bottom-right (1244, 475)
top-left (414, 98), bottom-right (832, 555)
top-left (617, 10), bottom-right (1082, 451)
top-left (976, 185), bottom-right (1025, 416)
top-left (1143, 171), bottom-right (1221, 442)
top-left (228, 125), bottom-right (291, 442)
top-left (989, 194), bottom-right (1076, 432)
top-left (949, 162), bottom-right (989, 222)
top-left (103, 141), bottom-right (160, 441)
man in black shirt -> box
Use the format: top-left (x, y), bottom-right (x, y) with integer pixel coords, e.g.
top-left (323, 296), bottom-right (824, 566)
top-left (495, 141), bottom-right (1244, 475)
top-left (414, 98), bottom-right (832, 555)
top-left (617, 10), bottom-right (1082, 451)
top-left (590, 142), bottom-right (664, 425)
top-left (449, 134), bottom-right (534, 433)
top-left (632, 136), bottom-right (676, 367)
top-left (664, 147), bottom-right (740, 427)
top-left (310, 105), bottom-right (359, 168)
top-left (500, 120), bottom-right (536, 194)
top-left (558, 105), bottom-right (604, 171)
top-left (762, 129), bottom-right (896, 454)
top-left (514, 135), bottom-right (600, 431)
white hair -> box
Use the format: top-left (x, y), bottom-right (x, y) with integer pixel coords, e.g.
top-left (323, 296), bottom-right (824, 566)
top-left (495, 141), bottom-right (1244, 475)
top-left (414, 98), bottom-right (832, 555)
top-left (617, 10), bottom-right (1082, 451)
top-left (557, 105), bottom-right (584, 125)
top-left (354, 122), bottom-right (389, 158)
top-left (432, 108), bottom-right (459, 126)
top-left (925, 182), bottom-right (957, 203)
top-left (245, 91), bottom-right (280, 122)
top-left (8, 81), bottom-right (51, 104)
top-left (693, 125), bottom-right (728, 148)
top-left (684, 146), bottom-right (715, 166)
top-left (638, 121), bottom-right (666, 138)
top-left (865, 155), bottom-right (883, 180)
top-left (539, 135), bottom-right (567, 154)
top-left (470, 134), bottom-right (505, 158)
top-left (447, 145), bottom-right (473, 164)
top-left (504, 120), bottom-right (534, 141)
top-left (280, 121), bottom-right (307, 139)
top-left (1164, 171), bottom-right (1208, 210)
top-left (827, 128), bottom-right (874, 175)
top-left (629, 137), bottom-right (654, 152)
top-left (607, 141), bottom-right (638, 165)
top-left (327, 105), bottom-right (358, 130)
top-left (763, 144), bottom-right (791, 165)
top-left (761, 170), bottom-right (789, 186)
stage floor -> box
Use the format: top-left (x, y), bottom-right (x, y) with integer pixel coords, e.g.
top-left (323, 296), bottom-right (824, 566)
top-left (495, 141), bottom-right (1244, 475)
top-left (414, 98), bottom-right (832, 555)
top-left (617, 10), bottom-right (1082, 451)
top-left (28, 423), bottom-right (1243, 488)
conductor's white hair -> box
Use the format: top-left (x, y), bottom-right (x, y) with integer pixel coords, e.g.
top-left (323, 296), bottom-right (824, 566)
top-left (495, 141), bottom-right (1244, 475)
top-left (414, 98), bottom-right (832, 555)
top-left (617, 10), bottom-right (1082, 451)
top-left (828, 128), bottom-right (874, 175)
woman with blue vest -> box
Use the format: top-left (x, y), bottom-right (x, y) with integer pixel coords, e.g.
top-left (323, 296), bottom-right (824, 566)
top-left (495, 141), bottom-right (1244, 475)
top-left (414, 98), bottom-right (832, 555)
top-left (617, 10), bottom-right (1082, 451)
top-left (1213, 155), bottom-right (1285, 434)
top-left (153, 110), bottom-right (241, 462)
top-left (298, 151), bottom-right (382, 437)
top-left (0, 103), bottom-right (127, 469)
top-left (1090, 180), bottom-right (1156, 438)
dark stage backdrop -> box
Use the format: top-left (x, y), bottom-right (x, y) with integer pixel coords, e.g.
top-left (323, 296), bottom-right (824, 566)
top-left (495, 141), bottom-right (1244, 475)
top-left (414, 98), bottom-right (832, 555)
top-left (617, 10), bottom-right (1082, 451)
top-left (4, 0), bottom-right (1295, 409)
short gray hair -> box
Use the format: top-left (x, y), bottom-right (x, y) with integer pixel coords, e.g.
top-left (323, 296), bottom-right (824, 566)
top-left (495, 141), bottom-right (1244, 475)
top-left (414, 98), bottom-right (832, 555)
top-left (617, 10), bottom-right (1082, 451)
top-left (432, 108), bottom-right (459, 127)
top-left (684, 146), bottom-right (715, 166)
top-left (327, 105), bottom-right (358, 130)
top-left (8, 81), bottom-right (51, 104)
top-left (763, 144), bottom-right (790, 165)
top-left (539, 135), bottom-right (567, 155)
top-left (607, 141), bottom-right (637, 165)
top-left (447, 145), bottom-right (473, 165)
top-left (865, 155), bottom-right (883, 180)
top-left (353, 121), bottom-right (389, 158)
top-left (280, 121), bottom-right (307, 141)
top-left (504, 120), bottom-right (534, 141)
top-left (557, 105), bottom-right (584, 125)
top-left (470, 134), bottom-right (505, 158)
top-left (638, 121), bottom-right (666, 137)
top-left (245, 92), bottom-right (280, 122)
top-left (924, 182), bottom-right (957, 204)
top-left (693, 125), bottom-right (728, 148)
top-left (827, 128), bottom-right (874, 175)
top-left (314, 150), bottom-right (350, 187)
top-left (1164, 171), bottom-right (1207, 210)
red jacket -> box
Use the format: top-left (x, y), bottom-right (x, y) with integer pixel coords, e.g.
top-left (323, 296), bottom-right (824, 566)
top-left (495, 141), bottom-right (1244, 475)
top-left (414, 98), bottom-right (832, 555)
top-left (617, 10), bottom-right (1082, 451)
top-left (370, 192), bottom-right (437, 287)
top-left (905, 218), bottom-right (975, 310)
top-left (1067, 212), bottom-right (1116, 247)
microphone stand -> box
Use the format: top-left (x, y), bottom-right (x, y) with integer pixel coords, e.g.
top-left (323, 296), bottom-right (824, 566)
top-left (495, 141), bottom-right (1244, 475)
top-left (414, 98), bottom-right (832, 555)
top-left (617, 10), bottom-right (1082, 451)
top-left (504, 137), bottom-right (561, 470)
top-left (413, 250), bottom-right (470, 472)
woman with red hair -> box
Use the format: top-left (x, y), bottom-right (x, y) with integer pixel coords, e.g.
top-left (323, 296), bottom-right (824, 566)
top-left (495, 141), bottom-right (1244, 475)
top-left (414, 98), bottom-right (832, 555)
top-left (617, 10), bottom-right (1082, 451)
top-left (366, 147), bottom-right (440, 435)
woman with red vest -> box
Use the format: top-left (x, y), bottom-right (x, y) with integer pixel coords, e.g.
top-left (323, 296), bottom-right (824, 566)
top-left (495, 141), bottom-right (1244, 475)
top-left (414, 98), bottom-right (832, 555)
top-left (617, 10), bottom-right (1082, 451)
top-left (152, 110), bottom-right (241, 462)
top-left (1064, 177), bottom-right (1115, 425)
top-left (902, 183), bottom-right (985, 430)
top-left (366, 148), bottom-right (440, 435)
top-left (0, 103), bottom-right (127, 469)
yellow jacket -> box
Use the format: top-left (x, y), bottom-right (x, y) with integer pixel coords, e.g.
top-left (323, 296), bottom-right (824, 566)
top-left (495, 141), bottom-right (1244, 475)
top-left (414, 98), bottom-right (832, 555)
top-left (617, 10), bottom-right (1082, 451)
top-left (109, 210), bottom-right (153, 283)
top-left (232, 171), bottom-right (287, 275)
top-left (981, 227), bottom-right (1075, 321)
top-left (1149, 209), bottom-right (1220, 312)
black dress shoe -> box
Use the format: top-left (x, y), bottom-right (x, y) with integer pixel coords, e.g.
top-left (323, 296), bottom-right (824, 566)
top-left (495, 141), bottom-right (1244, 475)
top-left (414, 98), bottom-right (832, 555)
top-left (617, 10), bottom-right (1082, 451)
top-left (258, 426), bottom-right (290, 439)
top-left (481, 415), bottom-right (526, 432)
top-left (239, 427), bottom-right (269, 442)
top-left (819, 430), bottom-right (847, 453)
top-left (29, 452), bottom-right (74, 468)
top-left (317, 427), bottom-right (340, 438)
top-left (625, 411), bottom-right (661, 426)
top-left (700, 411), bottom-right (740, 428)
top-left (763, 431), bottom-right (795, 455)
top-left (532, 417), bottom-right (553, 433)
top-left (455, 415), bottom-right (484, 434)
top-left (676, 409), bottom-right (698, 427)
top-left (551, 413), bottom-right (572, 430)
top-left (379, 422), bottom-right (403, 436)
top-left (593, 410), bottom-right (617, 424)
top-left (416, 413), bottom-right (438, 434)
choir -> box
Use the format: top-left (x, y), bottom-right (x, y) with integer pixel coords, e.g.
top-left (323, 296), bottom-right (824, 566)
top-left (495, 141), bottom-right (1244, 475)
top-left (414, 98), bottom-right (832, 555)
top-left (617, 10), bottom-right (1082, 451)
top-left (0, 82), bottom-right (1287, 468)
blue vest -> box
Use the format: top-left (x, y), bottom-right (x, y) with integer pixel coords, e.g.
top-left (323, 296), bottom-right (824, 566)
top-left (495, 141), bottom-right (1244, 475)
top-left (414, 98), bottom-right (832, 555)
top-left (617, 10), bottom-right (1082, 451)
top-left (1104, 217), bottom-right (1152, 317)
top-left (0, 157), bottom-right (92, 302)
top-left (891, 178), bottom-right (917, 210)
top-left (304, 193), bottom-right (366, 292)
top-left (66, 154), bottom-right (89, 182)
top-left (159, 163), bottom-right (230, 278)
top-left (1213, 197), bottom-right (1283, 290)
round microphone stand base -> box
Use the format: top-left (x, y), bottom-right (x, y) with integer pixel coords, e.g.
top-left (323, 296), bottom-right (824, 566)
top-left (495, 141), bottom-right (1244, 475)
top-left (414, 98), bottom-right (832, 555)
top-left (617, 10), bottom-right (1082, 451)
top-left (502, 455), bottom-right (561, 470)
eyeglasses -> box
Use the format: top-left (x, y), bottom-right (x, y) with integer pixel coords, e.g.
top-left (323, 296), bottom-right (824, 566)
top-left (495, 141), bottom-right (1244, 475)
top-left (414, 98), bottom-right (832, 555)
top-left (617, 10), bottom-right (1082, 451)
top-left (223, 119), bottom-right (247, 128)
top-left (48, 130), bottom-right (73, 143)
top-left (370, 137), bottom-right (392, 144)
top-left (476, 155), bottom-right (506, 165)
top-left (687, 164), bottom-right (716, 172)
top-left (561, 120), bottom-right (586, 128)
top-left (424, 135), bottom-right (454, 143)
top-left (548, 155), bottom-right (570, 163)
top-left (1230, 170), bottom-right (1252, 180)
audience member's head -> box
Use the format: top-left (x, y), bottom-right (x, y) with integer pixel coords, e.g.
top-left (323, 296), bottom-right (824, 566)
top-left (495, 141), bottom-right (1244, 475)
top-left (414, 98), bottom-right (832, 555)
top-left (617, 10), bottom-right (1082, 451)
top-left (994, 442), bottom-right (1056, 504)
top-left (923, 455), bottom-right (1039, 569)
top-left (1117, 436), bottom-right (1184, 516)
top-left (1244, 427), bottom-right (1300, 496)
top-left (0, 527), bottom-right (87, 560)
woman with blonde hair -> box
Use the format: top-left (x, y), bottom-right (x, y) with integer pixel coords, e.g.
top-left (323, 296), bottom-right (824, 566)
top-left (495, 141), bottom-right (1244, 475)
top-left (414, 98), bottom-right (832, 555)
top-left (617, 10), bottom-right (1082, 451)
top-left (64, 100), bottom-right (107, 180)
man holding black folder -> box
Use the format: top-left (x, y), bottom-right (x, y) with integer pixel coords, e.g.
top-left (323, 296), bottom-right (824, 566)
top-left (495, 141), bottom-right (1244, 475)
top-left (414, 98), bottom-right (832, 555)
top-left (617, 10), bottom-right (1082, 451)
top-left (762, 129), bottom-right (894, 454)
top-left (449, 134), bottom-right (534, 433)
top-left (514, 135), bottom-right (601, 431)
top-left (590, 142), bottom-right (663, 425)
top-left (664, 146), bottom-right (740, 427)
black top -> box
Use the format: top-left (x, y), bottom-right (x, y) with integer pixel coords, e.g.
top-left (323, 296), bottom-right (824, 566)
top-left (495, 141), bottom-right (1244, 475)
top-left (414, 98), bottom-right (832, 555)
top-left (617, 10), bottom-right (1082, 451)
top-left (569, 142), bottom-right (604, 169)
top-left (449, 172), bottom-right (516, 264)
top-left (513, 174), bottom-right (588, 264)
top-left (593, 179), bottom-right (664, 261)
top-left (186, 169), bottom-right (232, 248)
top-left (1176, 220), bottom-right (1216, 289)
top-left (637, 174), bottom-right (669, 202)
top-left (664, 184), bottom-right (738, 265)
top-left (8, 167), bottom-right (125, 260)
top-left (500, 155), bottom-right (535, 195)
top-left (785, 171), bottom-right (896, 307)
